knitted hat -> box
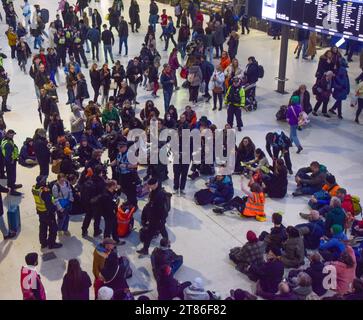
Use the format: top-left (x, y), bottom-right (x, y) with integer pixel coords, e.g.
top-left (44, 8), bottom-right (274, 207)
top-left (192, 277), bottom-right (204, 290)
top-left (246, 231), bottom-right (258, 243)
top-left (331, 224), bottom-right (343, 235)
top-left (98, 287), bottom-right (114, 300)
top-left (290, 96), bottom-right (300, 105)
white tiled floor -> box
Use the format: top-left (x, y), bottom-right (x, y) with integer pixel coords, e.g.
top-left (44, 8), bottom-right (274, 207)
top-left (0, 0), bottom-right (362, 300)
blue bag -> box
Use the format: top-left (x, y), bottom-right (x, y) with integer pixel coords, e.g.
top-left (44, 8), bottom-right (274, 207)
top-left (7, 205), bottom-right (20, 233)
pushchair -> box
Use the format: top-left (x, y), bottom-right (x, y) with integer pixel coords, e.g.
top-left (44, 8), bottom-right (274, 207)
top-left (242, 82), bottom-right (257, 112)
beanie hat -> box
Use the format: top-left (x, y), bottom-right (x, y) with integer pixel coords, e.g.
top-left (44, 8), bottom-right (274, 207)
top-left (331, 224), bottom-right (343, 235)
top-left (64, 147), bottom-right (72, 156)
top-left (98, 287), bottom-right (114, 300)
top-left (290, 96), bottom-right (300, 105)
top-left (246, 231), bottom-right (258, 243)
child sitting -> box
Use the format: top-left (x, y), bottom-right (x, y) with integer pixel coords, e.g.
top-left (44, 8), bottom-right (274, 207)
top-left (19, 138), bottom-right (38, 167)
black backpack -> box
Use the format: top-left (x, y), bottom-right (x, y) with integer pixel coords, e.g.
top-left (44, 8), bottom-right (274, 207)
top-left (276, 105), bottom-right (287, 121)
top-left (40, 8), bottom-right (49, 24)
top-left (162, 189), bottom-right (172, 216)
top-left (257, 65), bottom-right (264, 79)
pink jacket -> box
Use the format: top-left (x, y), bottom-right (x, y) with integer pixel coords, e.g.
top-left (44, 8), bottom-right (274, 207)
top-left (330, 246), bottom-right (356, 295)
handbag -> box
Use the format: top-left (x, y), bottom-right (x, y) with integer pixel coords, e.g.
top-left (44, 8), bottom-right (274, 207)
top-left (51, 159), bottom-right (62, 174)
top-left (213, 86), bottom-right (223, 94)
top-left (180, 67), bottom-right (188, 79)
top-left (110, 79), bottom-right (117, 90)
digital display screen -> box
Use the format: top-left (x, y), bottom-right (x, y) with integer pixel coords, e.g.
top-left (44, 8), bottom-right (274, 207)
top-left (261, 0), bottom-right (363, 41)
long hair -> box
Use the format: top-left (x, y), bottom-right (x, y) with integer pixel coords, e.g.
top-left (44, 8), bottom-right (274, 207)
top-left (65, 259), bottom-right (83, 292)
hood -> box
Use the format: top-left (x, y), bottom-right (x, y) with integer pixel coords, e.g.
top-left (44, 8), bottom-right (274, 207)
top-left (222, 175), bottom-right (232, 185)
top-left (319, 165), bottom-right (327, 173)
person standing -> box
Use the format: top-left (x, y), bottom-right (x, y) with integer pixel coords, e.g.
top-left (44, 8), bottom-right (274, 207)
top-left (168, 48), bottom-right (180, 90)
top-left (5, 27), bottom-right (17, 59)
top-left (0, 184), bottom-right (16, 240)
top-left (173, 130), bottom-right (190, 196)
top-left (61, 259), bottom-right (92, 300)
top-left (164, 16), bottom-right (177, 51)
top-left (286, 96), bottom-right (303, 154)
top-left (2, 130), bottom-right (22, 196)
top-left (177, 22), bottom-right (190, 59)
top-left (126, 57), bottom-right (143, 105)
top-left (100, 63), bottom-right (111, 106)
top-left (32, 175), bottom-right (62, 249)
top-left (160, 64), bottom-right (174, 113)
top-left (188, 62), bottom-right (203, 105)
top-left (209, 65), bottom-right (225, 111)
top-left (329, 59), bottom-right (350, 119)
top-left (312, 70), bottom-right (334, 117)
top-left (160, 9), bottom-right (168, 41)
top-left (20, 253), bottom-right (47, 300)
top-left (137, 178), bottom-right (169, 256)
top-left (213, 21), bottom-right (225, 59)
top-left (33, 128), bottom-right (50, 177)
top-left (0, 67), bottom-right (10, 112)
top-left (224, 77), bottom-right (245, 131)
top-left (87, 25), bottom-right (100, 61)
top-left (200, 55), bottom-right (214, 102)
top-left (100, 180), bottom-right (121, 243)
top-left (129, 0), bottom-right (140, 33)
top-left (111, 142), bottom-right (139, 209)
top-left (354, 78), bottom-right (363, 124)
top-left (305, 32), bottom-right (317, 60)
top-left (21, 0), bottom-right (32, 30)
top-left (89, 63), bottom-right (101, 102)
top-left (149, 0), bottom-right (159, 33)
top-left (227, 31), bottom-right (239, 60)
top-left (101, 24), bottom-right (115, 64)
top-left (92, 8), bottom-right (102, 31)
top-left (117, 16), bottom-right (128, 56)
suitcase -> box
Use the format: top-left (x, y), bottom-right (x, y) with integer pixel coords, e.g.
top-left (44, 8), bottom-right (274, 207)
top-left (7, 205), bottom-right (20, 233)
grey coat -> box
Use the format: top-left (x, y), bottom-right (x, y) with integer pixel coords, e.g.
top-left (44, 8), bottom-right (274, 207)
top-left (188, 65), bottom-right (203, 87)
top-left (280, 236), bottom-right (305, 268)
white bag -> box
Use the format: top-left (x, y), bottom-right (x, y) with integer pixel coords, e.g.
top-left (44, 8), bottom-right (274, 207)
top-left (350, 95), bottom-right (358, 107)
top-left (110, 80), bottom-right (118, 90)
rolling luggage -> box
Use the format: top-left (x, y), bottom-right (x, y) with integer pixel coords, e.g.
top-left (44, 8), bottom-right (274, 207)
top-left (7, 205), bottom-right (20, 233)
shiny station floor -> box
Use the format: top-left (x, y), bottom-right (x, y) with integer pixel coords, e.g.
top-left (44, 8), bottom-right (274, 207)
top-left (0, 0), bottom-right (362, 300)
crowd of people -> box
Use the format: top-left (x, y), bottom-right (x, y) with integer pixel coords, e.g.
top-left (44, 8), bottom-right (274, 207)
top-left (0, 0), bottom-right (362, 301)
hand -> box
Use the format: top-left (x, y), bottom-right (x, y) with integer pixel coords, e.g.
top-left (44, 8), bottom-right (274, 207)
top-left (311, 196), bottom-right (317, 203)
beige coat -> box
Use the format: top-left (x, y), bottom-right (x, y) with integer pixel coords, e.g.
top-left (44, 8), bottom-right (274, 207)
top-left (306, 32), bottom-right (317, 57)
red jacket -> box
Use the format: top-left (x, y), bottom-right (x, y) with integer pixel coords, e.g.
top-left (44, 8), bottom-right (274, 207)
top-left (161, 14), bottom-right (168, 27)
top-left (20, 266), bottom-right (46, 300)
top-left (342, 195), bottom-right (354, 215)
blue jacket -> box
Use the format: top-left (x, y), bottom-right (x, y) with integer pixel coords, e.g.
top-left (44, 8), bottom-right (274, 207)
top-left (86, 28), bottom-right (100, 44)
top-left (160, 72), bottom-right (174, 92)
top-left (319, 232), bottom-right (347, 254)
top-left (297, 220), bottom-right (325, 250)
top-left (333, 65), bottom-right (350, 101)
top-left (210, 176), bottom-right (234, 201)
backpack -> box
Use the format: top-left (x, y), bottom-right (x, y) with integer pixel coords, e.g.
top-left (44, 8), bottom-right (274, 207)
top-left (257, 65), bottom-right (264, 78)
top-left (162, 188), bottom-right (172, 216)
top-left (351, 196), bottom-right (362, 216)
top-left (276, 105), bottom-right (287, 121)
top-left (40, 8), bottom-right (49, 24)
top-left (80, 178), bottom-right (97, 204)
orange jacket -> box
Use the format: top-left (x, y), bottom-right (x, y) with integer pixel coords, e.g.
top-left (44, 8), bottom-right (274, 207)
top-left (243, 192), bottom-right (265, 217)
top-left (322, 184), bottom-right (340, 197)
top-left (220, 57), bottom-right (231, 71)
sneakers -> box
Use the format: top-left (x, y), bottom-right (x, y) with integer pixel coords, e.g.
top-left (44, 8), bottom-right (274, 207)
top-left (255, 215), bottom-right (267, 222)
top-left (213, 208), bottom-right (225, 214)
top-left (329, 109), bottom-right (337, 115)
top-left (180, 190), bottom-right (186, 196)
top-left (299, 212), bottom-right (310, 220)
top-left (81, 230), bottom-right (88, 237)
top-left (48, 243), bottom-right (63, 249)
top-left (172, 189), bottom-right (179, 195)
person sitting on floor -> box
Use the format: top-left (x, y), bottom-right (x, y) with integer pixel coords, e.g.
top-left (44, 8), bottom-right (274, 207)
top-left (234, 136), bottom-right (256, 174)
top-left (242, 148), bottom-right (270, 177)
top-left (272, 282), bottom-right (298, 300)
top-left (342, 278), bottom-right (363, 300)
top-left (213, 179), bottom-right (266, 222)
top-left (295, 210), bottom-right (325, 250)
top-left (324, 197), bottom-right (346, 237)
top-left (259, 212), bottom-right (287, 253)
top-left (183, 277), bottom-right (219, 300)
top-left (262, 158), bottom-right (288, 199)
top-left (304, 253), bottom-right (327, 297)
top-left (229, 230), bottom-right (265, 273)
top-left (19, 138), bottom-right (38, 167)
top-left (308, 174), bottom-right (340, 210)
top-left (293, 161), bottom-right (328, 196)
top-left (319, 224), bottom-right (348, 262)
top-left (291, 272), bottom-right (319, 300)
top-left (195, 174), bottom-right (234, 206)
top-left (280, 226), bottom-right (305, 268)
top-left (151, 238), bottom-right (184, 280)
top-left (157, 265), bottom-right (191, 300)
top-left (249, 247), bottom-right (285, 299)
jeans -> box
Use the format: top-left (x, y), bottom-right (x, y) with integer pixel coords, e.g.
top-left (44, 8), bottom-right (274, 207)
top-left (215, 44), bottom-right (223, 58)
top-left (67, 88), bottom-right (75, 104)
top-left (119, 36), bottom-right (128, 55)
top-left (103, 44), bottom-right (114, 63)
top-left (57, 210), bottom-right (70, 232)
top-left (0, 215), bottom-right (8, 237)
top-left (34, 36), bottom-right (42, 49)
top-left (296, 39), bottom-right (308, 58)
top-left (213, 92), bottom-right (223, 109)
top-left (206, 46), bottom-right (214, 63)
top-left (129, 83), bottom-right (138, 103)
top-left (49, 69), bottom-right (57, 86)
top-left (289, 125), bottom-right (302, 148)
top-left (163, 89), bottom-right (173, 112)
top-left (91, 42), bottom-right (99, 61)
top-left (178, 41), bottom-right (187, 59)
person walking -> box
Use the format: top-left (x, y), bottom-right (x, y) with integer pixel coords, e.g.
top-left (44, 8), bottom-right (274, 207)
top-left (312, 71), bottom-right (334, 117)
top-left (0, 67), bottom-right (10, 112)
top-left (137, 178), bottom-right (169, 256)
top-left (5, 27), bottom-right (17, 59)
top-left (164, 16), bottom-right (177, 51)
top-left (188, 62), bottom-right (203, 105)
top-left (126, 57), bottom-right (142, 105)
top-left (129, 0), bottom-right (140, 33)
top-left (2, 130), bottom-right (22, 196)
top-left (174, 1), bottom-right (182, 28)
top-left (286, 96), bottom-right (303, 154)
top-left (149, 0), bottom-right (159, 33)
top-left (354, 77), bottom-right (363, 124)
top-left (117, 16), bottom-right (128, 56)
top-left (177, 22), bottom-right (190, 60)
top-left (224, 77), bottom-right (245, 131)
top-left (32, 175), bottom-right (62, 249)
top-left (33, 128), bottom-right (50, 177)
top-left (160, 64), bottom-right (175, 113)
top-left (329, 59), bottom-right (350, 119)
top-left (89, 63), bottom-right (101, 102)
top-left (101, 24), bottom-right (115, 64)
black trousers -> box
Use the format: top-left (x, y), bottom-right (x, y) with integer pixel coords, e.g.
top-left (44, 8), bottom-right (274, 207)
top-left (242, 21), bottom-right (250, 34)
top-left (1, 94), bottom-right (8, 111)
top-left (189, 85), bottom-right (199, 102)
top-left (165, 34), bottom-right (177, 50)
top-left (38, 161), bottom-right (49, 177)
top-left (5, 162), bottom-right (16, 189)
top-left (227, 105), bottom-right (243, 129)
top-left (38, 212), bottom-right (57, 247)
top-left (43, 115), bottom-right (50, 131)
top-left (314, 98), bottom-right (329, 114)
top-left (0, 153), bottom-right (5, 177)
top-left (213, 92), bottom-right (223, 109)
top-left (142, 222), bottom-right (168, 251)
top-left (119, 172), bottom-right (138, 207)
top-left (173, 163), bottom-right (189, 191)
top-left (81, 205), bottom-right (101, 234)
top-left (104, 215), bottom-right (119, 241)
top-left (92, 84), bottom-right (100, 102)
top-left (331, 100), bottom-right (342, 116)
top-left (273, 147), bottom-right (292, 172)
top-left (91, 42), bottom-right (99, 61)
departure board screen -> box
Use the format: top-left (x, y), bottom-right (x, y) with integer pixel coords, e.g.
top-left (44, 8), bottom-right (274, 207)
top-left (261, 0), bottom-right (363, 41)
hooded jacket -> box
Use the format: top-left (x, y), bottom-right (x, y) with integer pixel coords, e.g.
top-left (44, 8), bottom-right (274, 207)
top-left (280, 236), bottom-right (305, 268)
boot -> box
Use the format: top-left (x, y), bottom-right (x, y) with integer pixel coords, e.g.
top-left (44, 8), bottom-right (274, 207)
top-left (299, 212), bottom-right (310, 220)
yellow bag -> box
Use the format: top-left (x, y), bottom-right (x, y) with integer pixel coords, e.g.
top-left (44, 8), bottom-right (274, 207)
top-left (105, 14), bottom-right (110, 21)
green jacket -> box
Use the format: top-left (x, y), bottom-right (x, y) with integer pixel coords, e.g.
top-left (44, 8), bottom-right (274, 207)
top-left (0, 77), bottom-right (9, 97)
top-left (224, 85), bottom-right (246, 107)
top-left (101, 107), bottom-right (120, 126)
